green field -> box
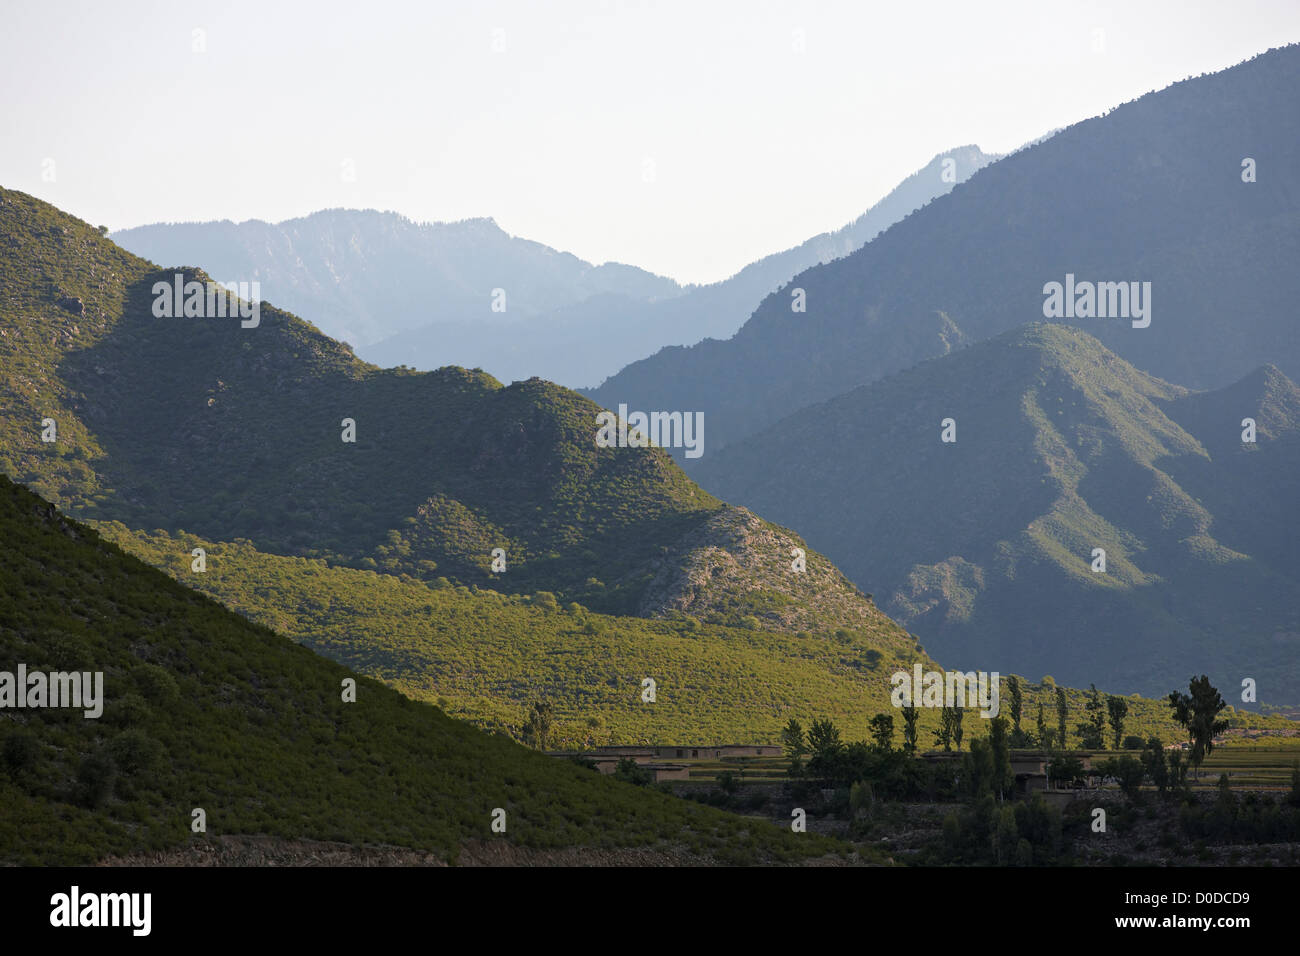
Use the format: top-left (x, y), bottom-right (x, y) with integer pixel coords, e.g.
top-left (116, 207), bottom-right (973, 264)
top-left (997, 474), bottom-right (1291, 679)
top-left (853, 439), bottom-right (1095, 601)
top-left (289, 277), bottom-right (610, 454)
top-left (1196, 737), bottom-right (1300, 788)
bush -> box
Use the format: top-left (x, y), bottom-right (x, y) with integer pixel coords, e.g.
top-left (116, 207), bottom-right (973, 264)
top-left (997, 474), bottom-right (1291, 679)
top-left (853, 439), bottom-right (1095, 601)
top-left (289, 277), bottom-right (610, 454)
top-left (109, 730), bottom-right (164, 775)
top-left (2, 730), bottom-right (39, 777)
top-left (613, 758), bottom-right (652, 787)
top-left (108, 693), bottom-right (153, 727)
top-left (75, 751), bottom-right (116, 808)
top-left (531, 591), bottom-right (559, 611)
top-left (133, 664), bottom-right (180, 705)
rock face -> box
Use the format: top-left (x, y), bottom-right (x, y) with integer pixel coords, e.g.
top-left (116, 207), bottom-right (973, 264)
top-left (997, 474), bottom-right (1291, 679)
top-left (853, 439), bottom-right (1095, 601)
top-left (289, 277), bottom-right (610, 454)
top-left (635, 505), bottom-right (899, 639)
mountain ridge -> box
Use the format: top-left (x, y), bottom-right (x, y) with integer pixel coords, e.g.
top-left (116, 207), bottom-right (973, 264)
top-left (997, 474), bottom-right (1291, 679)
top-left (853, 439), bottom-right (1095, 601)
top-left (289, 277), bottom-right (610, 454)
top-left (588, 45), bottom-right (1300, 457)
top-left (694, 323), bottom-right (1300, 697)
top-left (112, 146), bottom-right (1000, 388)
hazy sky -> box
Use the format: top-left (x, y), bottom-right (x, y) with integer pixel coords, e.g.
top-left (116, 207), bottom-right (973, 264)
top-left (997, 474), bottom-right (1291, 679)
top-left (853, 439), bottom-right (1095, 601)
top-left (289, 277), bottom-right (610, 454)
top-left (3, 0), bottom-right (1298, 284)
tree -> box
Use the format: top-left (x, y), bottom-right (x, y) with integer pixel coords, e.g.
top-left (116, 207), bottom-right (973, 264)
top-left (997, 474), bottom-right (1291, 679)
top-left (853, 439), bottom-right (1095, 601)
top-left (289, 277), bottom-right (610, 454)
top-left (1047, 755), bottom-right (1085, 788)
top-left (1035, 701), bottom-right (1052, 750)
top-left (806, 718), bottom-right (844, 781)
top-left (521, 700), bottom-right (554, 750)
top-left (1142, 738), bottom-right (1170, 798)
top-left (1097, 754), bottom-right (1144, 802)
top-left (781, 718), bottom-right (807, 774)
top-left (849, 780), bottom-right (872, 819)
top-left (1006, 676), bottom-right (1026, 745)
top-left (1078, 684), bottom-right (1106, 749)
top-left (1107, 695), bottom-right (1129, 751)
top-left (1055, 687), bottom-right (1069, 751)
top-left (1167, 676), bottom-right (1230, 779)
top-left (952, 705), bottom-right (965, 752)
top-left (991, 804), bottom-right (1019, 866)
top-left (1168, 749), bottom-right (1190, 793)
top-left (613, 757), bottom-right (652, 787)
top-left (962, 738), bottom-right (997, 801)
top-left (901, 705), bottom-right (920, 753)
top-left (988, 716), bottom-right (1013, 800)
top-left (934, 707), bottom-right (956, 751)
top-left (868, 713), bottom-right (894, 752)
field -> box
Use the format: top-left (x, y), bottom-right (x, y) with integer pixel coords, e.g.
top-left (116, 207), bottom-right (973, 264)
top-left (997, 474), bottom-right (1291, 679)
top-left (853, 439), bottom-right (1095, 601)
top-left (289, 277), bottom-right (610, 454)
top-left (1197, 736), bottom-right (1300, 789)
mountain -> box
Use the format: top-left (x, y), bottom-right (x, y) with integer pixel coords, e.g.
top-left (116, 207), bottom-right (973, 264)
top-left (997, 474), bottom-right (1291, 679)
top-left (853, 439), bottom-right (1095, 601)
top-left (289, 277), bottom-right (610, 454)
top-left (0, 474), bottom-right (838, 865)
top-left (110, 209), bottom-right (683, 350)
top-left (0, 185), bottom-right (913, 632)
top-left (360, 145), bottom-right (1000, 387)
top-left (694, 324), bottom-right (1300, 698)
top-left (587, 45), bottom-right (1300, 459)
top-left (0, 191), bottom-right (1265, 748)
top-left (112, 147), bottom-right (999, 389)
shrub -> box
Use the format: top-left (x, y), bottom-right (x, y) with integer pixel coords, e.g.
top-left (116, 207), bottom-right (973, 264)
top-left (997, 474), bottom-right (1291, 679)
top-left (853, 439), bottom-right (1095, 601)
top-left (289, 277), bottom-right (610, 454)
top-left (75, 751), bottom-right (116, 808)
top-left (109, 730), bottom-right (164, 775)
top-left (2, 730), bottom-right (39, 778)
top-left (133, 664), bottom-right (180, 705)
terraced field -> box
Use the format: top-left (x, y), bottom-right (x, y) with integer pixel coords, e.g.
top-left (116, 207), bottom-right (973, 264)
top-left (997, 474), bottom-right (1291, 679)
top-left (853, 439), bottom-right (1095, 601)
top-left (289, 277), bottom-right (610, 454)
top-left (1197, 737), bottom-right (1300, 789)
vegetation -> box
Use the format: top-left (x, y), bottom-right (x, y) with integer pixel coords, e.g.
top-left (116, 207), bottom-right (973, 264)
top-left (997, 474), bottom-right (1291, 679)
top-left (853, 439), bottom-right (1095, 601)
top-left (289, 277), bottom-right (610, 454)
top-left (0, 475), bottom-right (841, 865)
top-left (0, 186), bottom-right (730, 617)
top-left (89, 521), bottom-right (941, 742)
top-left (696, 322), bottom-right (1300, 699)
top-left (92, 521), bottom-right (1267, 747)
top-left (1168, 675), bottom-right (1232, 779)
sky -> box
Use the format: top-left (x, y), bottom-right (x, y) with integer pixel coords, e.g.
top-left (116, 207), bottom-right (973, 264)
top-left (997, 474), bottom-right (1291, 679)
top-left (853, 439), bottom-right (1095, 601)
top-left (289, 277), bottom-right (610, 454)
top-left (2, 0), bottom-right (1299, 284)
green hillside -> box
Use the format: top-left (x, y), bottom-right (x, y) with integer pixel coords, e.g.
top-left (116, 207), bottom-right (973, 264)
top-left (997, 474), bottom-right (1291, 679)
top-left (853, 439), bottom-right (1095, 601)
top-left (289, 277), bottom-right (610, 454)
top-left (0, 474), bottom-right (844, 865)
top-left (0, 186), bottom-right (720, 615)
top-left (696, 324), bottom-right (1300, 698)
top-left (90, 519), bottom-right (938, 744)
top-left (89, 519), bottom-right (1269, 749)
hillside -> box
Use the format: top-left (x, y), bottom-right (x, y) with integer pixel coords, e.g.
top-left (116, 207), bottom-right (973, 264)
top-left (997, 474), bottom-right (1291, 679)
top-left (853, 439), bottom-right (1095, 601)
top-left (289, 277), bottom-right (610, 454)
top-left (588, 45), bottom-right (1300, 458)
top-left (90, 520), bottom-right (941, 744)
top-left (0, 186), bottom-right (895, 623)
top-left (0, 475), bottom-right (841, 865)
top-left (695, 324), bottom-right (1300, 698)
top-left (89, 518), bottom-right (1230, 750)
top-left (111, 148), bottom-right (997, 390)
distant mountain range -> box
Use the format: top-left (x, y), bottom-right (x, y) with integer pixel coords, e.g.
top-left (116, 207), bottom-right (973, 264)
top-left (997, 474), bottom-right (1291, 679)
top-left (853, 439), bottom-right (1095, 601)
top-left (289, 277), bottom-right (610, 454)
top-left (112, 210), bottom-right (682, 350)
top-left (587, 45), bottom-right (1300, 458)
top-left (695, 324), bottom-right (1300, 697)
top-left (111, 146), bottom-right (999, 388)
